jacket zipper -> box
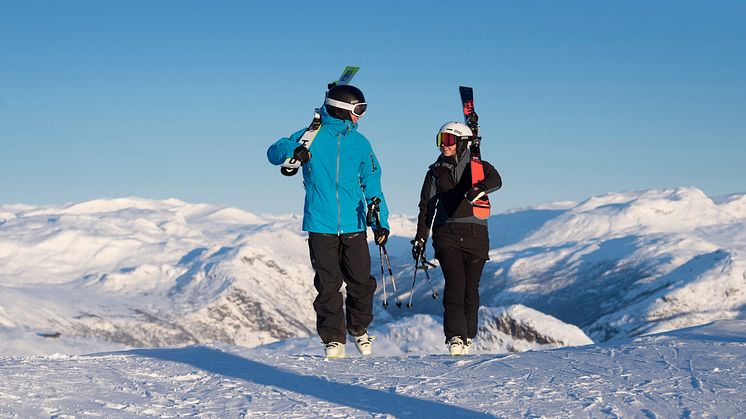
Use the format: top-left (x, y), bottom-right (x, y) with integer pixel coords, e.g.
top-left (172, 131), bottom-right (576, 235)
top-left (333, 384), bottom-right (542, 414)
top-left (336, 131), bottom-right (342, 234)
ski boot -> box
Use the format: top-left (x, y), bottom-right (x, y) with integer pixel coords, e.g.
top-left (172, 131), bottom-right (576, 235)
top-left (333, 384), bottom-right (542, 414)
top-left (353, 332), bottom-right (375, 356)
top-left (447, 336), bottom-right (465, 356)
top-left (462, 338), bottom-right (473, 355)
top-left (324, 342), bottom-right (346, 359)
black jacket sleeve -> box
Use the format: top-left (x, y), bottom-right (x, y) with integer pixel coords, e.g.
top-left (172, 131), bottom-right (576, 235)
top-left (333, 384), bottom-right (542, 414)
top-left (478, 160), bottom-right (502, 194)
top-left (415, 169), bottom-right (437, 240)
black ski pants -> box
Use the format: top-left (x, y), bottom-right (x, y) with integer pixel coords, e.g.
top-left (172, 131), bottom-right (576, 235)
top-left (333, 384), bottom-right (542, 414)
top-left (433, 223), bottom-right (488, 342)
top-left (308, 232), bottom-right (376, 344)
top-left (438, 246), bottom-right (486, 341)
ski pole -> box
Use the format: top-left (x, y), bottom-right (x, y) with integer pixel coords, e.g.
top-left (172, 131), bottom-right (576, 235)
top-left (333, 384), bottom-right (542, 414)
top-left (407, 203), bottom-right (441, 308)
top-left (406, 248), bottom-right (439, 309)
top-left (368, 197), bottom-right (395, 309)
top-left (407, 263), bottom-right (419, 309)
top-left (379, 245), bottom-right (388, 308)
top-left (406, 244), bottom-right (425, 309)
top-left (372, 199), bottom-right (402, 309)
top-left (420, 254), bottom-right (438, 300)
top-left (381, 244), bottom-right (402, 309)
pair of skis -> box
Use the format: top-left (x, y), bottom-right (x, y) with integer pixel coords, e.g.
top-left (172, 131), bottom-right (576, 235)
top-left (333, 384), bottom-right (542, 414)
top-left (279, 66), bottom-right (360, 176)
top-left (459, 86), bottom-right (491, 219)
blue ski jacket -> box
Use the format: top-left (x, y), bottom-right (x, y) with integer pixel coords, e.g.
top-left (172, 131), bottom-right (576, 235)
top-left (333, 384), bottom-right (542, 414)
top-left (267, 107), bottom-right (390, 234)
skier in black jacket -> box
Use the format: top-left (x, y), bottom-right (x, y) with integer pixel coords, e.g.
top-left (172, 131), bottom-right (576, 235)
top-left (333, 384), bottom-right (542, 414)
top-left (411, 121), bottom-right (502, 355)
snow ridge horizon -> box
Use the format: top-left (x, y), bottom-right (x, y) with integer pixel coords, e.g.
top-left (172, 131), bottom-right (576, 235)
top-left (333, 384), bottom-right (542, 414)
top-left (1, 186), bottom-right (745, 356)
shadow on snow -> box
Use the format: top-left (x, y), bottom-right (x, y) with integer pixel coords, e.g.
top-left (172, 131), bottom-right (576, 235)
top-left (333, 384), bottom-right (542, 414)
top-left (129, 346), bottom-right (494, 418)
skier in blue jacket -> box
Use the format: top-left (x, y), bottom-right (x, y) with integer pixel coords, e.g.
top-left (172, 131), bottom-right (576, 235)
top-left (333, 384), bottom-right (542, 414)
top-left (267, 84), bottom-right (390, 358)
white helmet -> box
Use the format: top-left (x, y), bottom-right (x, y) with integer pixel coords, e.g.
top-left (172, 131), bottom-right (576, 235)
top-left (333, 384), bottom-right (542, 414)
top-left (438, 121), bottom-right (473, 137)
top-left (436, 121), bottom-right (473, 148)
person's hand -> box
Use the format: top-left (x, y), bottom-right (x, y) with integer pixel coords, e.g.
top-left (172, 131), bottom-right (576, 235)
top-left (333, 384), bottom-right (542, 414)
top-left (373, 228), bottom-right (390, 246)
top-left (411, 237), bottom-right (426, 261)
top-left (465, 184), bottom-right (487, 205)
top-left (293, 146), bottom-right (311, 165)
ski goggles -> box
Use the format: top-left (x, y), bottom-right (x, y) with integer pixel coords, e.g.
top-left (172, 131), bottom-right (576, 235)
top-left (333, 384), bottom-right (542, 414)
top-left (436, 132), bottom-right (461, 147)
top-left (325, 97), bottom-right (368, 117)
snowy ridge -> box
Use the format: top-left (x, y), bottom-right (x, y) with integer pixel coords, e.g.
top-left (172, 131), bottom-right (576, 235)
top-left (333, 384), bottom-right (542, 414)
top-left (258, 306), bottom-right (592, 357)
top-left (2, 187), bottom-right (746, 357)
top-left (476, 305), bottom-right (593, 353)
top-left (0, 196), bottom-right (591, 356)
top-left (483, 187), bottom-right (746, 341)
top-left (0, 198), bottom-right (317, 352)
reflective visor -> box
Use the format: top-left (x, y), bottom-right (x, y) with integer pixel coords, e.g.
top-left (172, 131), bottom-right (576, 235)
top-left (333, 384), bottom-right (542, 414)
top-left (352, 103), bottom-right (367, 116)
top-left (436, 132), bottom-right (459, 147)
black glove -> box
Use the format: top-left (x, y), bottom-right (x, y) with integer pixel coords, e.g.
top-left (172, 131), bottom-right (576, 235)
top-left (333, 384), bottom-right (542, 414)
top-left (411, 237), bottom-right (426, 261)
top-left (465, 183), bottom-right (487, 205)
top-left (373, 228), bottom-right (389, 246)
top-left (293, 146), bottom-right (311, 165)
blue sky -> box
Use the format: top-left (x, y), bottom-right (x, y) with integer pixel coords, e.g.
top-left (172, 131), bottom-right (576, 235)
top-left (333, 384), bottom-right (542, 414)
top-left (1, 1), bottom-right (744, 216)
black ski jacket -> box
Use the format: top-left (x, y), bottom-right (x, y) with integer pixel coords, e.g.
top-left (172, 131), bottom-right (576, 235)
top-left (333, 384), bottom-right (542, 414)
top-left (415, 150), bottom-right (502, 259)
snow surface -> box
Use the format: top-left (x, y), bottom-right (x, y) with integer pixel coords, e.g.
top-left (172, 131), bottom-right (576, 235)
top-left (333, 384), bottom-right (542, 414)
top-left (0, 321), bottom-right (743, 417)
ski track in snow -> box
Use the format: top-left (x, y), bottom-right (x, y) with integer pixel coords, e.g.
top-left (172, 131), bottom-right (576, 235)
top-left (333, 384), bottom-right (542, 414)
top-left (0, 321), bottom-right (744, 418)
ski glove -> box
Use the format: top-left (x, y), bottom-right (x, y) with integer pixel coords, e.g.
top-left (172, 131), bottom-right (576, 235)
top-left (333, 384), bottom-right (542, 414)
top-left (411, 237), bottom-right (427, 261)
top-left (465, 183), bottom-right (487, 205)
top-left (374, 228), bottom-right (390, 246)
top-left (293, 146), bottom-right (311, 165)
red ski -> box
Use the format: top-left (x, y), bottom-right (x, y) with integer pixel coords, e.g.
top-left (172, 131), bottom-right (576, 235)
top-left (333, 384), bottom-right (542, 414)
top-left (459, 86), bottom-right (491, 220)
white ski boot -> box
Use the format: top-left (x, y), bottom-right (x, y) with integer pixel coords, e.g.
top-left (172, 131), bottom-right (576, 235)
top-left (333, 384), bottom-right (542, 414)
top-left (324, 342), bottom-right (346, 359)
top-left (353, 332), bottom-right (375, 356)
top-left (462, 338), bottom-right (473, 355)
top-left (447, 336), bottom-right (465, 356)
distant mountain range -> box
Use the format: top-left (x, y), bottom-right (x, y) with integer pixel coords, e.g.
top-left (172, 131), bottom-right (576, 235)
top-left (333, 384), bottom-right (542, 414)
top-left (1, 187), bottom-right (744, 356)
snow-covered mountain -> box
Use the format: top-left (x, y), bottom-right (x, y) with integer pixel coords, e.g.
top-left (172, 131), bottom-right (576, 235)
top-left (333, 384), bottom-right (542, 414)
top-left (0, 198), bottom-right (318, 352)
top-left (1, 186), bottom-right (746, 357)
top-left (483, 187), bottom-right (746, 342)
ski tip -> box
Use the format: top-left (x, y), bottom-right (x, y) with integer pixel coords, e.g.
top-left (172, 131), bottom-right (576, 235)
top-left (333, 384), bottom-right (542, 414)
top-left (337, 66), bottom-right (360, 86)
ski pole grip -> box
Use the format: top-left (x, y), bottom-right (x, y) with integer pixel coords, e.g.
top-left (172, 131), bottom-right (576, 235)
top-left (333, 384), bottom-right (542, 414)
top-left (367, 197), bottom-right (382, 229)
top-left (366, 197), bottom-right (380, 227)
